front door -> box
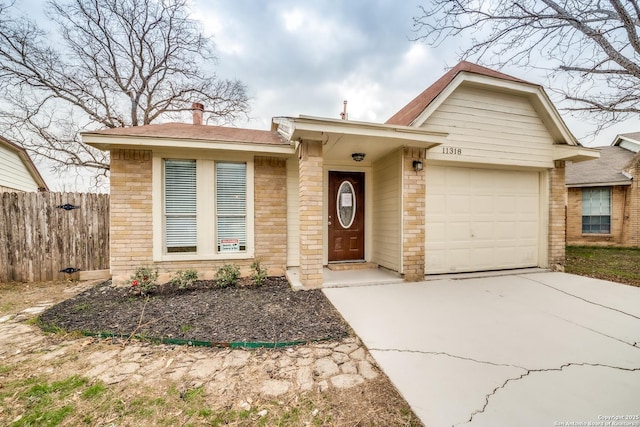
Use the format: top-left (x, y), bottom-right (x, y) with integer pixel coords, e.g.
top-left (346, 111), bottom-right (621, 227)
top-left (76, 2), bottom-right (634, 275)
top-left (328, 171), bottom-right (365, 262)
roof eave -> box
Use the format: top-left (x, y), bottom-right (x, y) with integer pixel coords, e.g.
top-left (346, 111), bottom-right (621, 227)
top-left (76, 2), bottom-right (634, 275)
top-left (274, 115), bottom-right (448, 144)
top-left (553, 145), bottom-right (600, 162)
top-left (566, 180), bottom-right (632, 188)
top-left (82, 133), bottom-right (295, 156)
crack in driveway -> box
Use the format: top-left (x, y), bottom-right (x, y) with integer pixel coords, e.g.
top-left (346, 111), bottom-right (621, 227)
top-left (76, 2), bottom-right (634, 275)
top-left (368, 348), bottom-right (640, 427)
top-left (519, 275), bottom-right (640, 321)
top-left (459, 362), bottom-right (640, 426)
top-left (368, 347), bottom-right (528, 370)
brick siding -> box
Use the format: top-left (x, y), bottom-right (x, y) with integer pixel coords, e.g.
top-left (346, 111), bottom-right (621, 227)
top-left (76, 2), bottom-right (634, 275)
top-left (109, 149), bottom-right (154, 282)
top-left (254, 156), bottom-right (287, 275)
top-left (548, 161), bottom-right (566, 267)
top-left (109, 150), bottom-right (288, 284)
top-left (297, 140), bottom-right (324, 288)
top-left (402, 147), bottom-right (425, 281)
top-left (566, 155), bottom-right (640, 248)
top-left (567, 186), bottom-right (629, 246)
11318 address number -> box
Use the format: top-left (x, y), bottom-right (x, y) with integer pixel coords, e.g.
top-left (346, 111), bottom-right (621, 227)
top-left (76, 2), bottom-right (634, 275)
top-left (442, 146), bottom-right (462, 155)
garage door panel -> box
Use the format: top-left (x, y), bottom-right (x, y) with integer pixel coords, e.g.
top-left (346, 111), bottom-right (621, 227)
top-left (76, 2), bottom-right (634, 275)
top-left (448, 195), bottom-right (471, 212)
top-left (426, 166), bottom-right (540, 274)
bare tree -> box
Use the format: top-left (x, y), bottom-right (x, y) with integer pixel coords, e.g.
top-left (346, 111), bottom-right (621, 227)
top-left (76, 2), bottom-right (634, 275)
top-left (413, 0), bottom-right (640, 128)
top-left (0, 0), bottom-right (249, 181)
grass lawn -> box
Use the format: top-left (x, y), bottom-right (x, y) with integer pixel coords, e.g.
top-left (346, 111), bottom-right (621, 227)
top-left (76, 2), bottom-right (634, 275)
top-left (565, 246), bottom-right (640, 287)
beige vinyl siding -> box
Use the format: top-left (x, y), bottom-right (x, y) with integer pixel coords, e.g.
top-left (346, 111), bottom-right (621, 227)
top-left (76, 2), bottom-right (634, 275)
top-left (371, 149), bottom-right (401, 271)
top-left (421, 85), bottom-right (554, 168)
top-left (286, 158), bottom-right (300, 267)
top-left (0, 144), bottom-right (40, 192)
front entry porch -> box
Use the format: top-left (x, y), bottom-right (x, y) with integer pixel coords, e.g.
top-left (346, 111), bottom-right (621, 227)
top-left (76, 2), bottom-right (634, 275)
top-left (286, 266), bottom-right (402, 290)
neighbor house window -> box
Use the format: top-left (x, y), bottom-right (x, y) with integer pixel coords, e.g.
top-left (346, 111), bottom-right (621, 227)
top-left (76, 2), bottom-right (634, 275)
top-left (582, 187), bottom-right (611, 234)
top-left (216, 162), bottom-right (247, 252)
top-left (164, 159), bottom-right (197, 252)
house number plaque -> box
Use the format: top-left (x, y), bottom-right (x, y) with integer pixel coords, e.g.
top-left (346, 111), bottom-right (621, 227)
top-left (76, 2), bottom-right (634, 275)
top-left (442, 146), bottom-right (462, 155)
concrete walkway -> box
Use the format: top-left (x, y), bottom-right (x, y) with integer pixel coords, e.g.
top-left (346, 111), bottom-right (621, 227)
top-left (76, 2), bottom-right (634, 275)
top-left (324, 271), bottom-right (640, 427)
top-left (287, 266), bottom-right (403, 290)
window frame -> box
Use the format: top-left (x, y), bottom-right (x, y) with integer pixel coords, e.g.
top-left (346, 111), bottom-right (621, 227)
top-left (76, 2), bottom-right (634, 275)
top-left (164, 159), bottom-right (197, 253)
top-left (581, 187), bottom-right (612, 235)
top-left (216, 161), bottom-right (247, 253)
top-left (152, 153), bottom-right (254, 262)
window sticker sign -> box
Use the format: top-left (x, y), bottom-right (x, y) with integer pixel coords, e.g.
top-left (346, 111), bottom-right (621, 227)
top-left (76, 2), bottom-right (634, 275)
top-left (341, 193), bottom-right (353, 207)
top-left (219, 238), bottom-right (239, 252)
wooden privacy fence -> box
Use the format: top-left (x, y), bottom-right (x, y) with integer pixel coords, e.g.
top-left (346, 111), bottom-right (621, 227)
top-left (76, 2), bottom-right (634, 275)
top-left (0, 192), bottom-right (109, 282)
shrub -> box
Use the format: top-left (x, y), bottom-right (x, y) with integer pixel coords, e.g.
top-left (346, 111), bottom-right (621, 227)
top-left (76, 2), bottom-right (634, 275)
top-left (214, 264), bottom-right (240, 288)
top-left (250, 260), bottom-right (268, 286)
top-left (170, 269), bottom-right (198, 290)
top-left (129, 266), bottom-right (158, 295)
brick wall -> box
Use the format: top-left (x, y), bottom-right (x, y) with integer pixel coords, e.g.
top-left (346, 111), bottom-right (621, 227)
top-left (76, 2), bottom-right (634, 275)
top-left (110, 149), bottom-right (153, 282)
top-left (110, 150), bottom-right (289, 284)
top-left (567, 186), bottom-right (630, 246)
top-left (254, 156), bottom-right (287, 275)
top-left (548, 161), bottom-right (566, 267)
top-left (402, 147), bottom-right (425, 281)
top-left (626, 158), bottom-right (640, 247)
top-left (298, 140), bottom-right (324, 288)
top-left (154, 259), bottom-right (255, 282)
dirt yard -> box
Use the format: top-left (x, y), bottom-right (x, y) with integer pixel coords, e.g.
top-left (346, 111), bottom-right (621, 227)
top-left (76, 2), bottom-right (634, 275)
top-left (0, 280), bottom-right (423, 426)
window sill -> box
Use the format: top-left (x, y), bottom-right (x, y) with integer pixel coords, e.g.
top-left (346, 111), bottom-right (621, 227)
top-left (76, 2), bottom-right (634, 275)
top-left (580, 233), bottom-right (612, 237)
top-left (155, 252), bottom-right (254, 263)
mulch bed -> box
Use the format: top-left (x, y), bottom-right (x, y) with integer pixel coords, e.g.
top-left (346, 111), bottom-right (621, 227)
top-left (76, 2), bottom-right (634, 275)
top-left (39, 278), bottom-right (351, 344)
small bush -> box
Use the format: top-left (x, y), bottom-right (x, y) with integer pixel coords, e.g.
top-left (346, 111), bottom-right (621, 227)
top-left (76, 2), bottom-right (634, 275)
top-left (129, 265), bottom-right (158, 295)
top-left (250, 260), bottom-right (268, 286)
top-left (214, 264), bottom-right (240, 287)
top-left (170, 269), bottom-right (198, 289)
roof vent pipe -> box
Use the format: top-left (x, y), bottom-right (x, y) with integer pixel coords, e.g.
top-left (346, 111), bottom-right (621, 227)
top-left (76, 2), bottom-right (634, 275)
top-left (192, 102), bottom-right (204, 125)
top-left (340, 100), bottom-right (348, 120)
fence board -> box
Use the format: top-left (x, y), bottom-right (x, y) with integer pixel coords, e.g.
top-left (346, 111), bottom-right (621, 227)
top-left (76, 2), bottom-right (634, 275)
top-left (0, 192), bottom-right (110, 282)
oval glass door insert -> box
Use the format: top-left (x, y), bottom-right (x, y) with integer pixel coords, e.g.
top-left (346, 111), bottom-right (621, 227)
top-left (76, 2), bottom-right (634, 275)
top-left (337, 181), bottom-right (356, 228)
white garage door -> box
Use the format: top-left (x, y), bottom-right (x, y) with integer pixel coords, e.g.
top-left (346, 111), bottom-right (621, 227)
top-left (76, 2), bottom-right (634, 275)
top-left (425, 166), bottom-right (540, 274)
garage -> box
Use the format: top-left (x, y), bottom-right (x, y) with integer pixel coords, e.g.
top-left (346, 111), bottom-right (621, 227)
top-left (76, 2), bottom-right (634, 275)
top-left (425, 165), bottom-right (541, 274)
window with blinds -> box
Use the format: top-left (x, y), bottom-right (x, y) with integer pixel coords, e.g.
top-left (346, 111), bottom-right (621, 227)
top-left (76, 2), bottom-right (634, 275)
top-left (216, 162), bottom-right (246, 252)
top-left (582, 187), bottom-right (611, 234)
top-left (164, 159), bottom-right (197, 252)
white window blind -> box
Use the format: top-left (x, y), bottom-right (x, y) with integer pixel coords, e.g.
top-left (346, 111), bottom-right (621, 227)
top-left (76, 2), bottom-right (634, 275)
top-left (582, 187), bottom-right (611, 234)
top-left (216, 162), bottom-right (246, 251)
top-left (165, 159), bottom-right (197, 252)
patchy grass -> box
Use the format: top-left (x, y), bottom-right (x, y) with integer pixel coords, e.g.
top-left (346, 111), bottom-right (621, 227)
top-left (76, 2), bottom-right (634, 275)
top-left (565, 246), bottom-right (640, 287)
top-left (0, 281), bottom-right (87, 316)
top-left (0, 369), bottom-right (420, 426)
top-left (1, 375), bottom-right (88, 427)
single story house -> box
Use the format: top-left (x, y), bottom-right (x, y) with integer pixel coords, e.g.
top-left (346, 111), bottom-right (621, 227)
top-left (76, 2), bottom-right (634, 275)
top-left (0, 136), bottom-right (48, 192)
top-left (566, 133), bottom-right (640, 246)
top-left (83, 61), bottom-right (597, 288)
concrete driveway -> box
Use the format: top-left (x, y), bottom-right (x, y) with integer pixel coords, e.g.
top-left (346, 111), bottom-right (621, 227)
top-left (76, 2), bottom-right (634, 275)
top-left (324, 271), bottom-right (640, 427)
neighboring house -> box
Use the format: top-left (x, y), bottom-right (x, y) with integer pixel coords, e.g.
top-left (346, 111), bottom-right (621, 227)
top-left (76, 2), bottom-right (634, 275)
top-left (82, 61), bottom-right (597, 287)
top-left (566, 133), bottom-right (640, 247)
top-left (0, 136), bottom-right (48, 192)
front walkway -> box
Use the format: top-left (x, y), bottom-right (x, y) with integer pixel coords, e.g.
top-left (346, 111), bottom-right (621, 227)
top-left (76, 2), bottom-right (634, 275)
top-left (286, 266), bottom-right (403, 290)
top-left (324, 271), bottom-right (640, 427)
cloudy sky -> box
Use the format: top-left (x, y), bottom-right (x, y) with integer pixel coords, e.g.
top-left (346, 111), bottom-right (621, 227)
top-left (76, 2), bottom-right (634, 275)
top-left (188, 0), bottom-right (640, 147)
top-left (16, 0), bottom-right (640, 189)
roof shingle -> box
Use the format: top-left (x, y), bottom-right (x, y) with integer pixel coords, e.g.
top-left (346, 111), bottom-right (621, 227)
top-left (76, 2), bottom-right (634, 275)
top-left (385, 61), bottom-right (533, 126)
top-left (566, 146), bottom-right (637, 186)
top-left (84, 123), bottom-right (288, 145)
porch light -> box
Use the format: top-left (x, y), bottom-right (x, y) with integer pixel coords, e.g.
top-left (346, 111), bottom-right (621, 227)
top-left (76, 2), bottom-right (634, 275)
top-left (413, 160), bottom-right (423, 172)
top-left (351, 152), bottom-right (366, 162)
